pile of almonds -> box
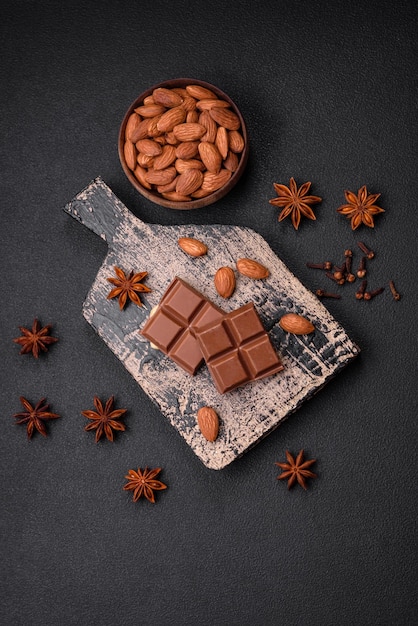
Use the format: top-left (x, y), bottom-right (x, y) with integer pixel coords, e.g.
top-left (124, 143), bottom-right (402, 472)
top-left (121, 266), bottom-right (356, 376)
top-left (123, 84), bottom-right (246, 202)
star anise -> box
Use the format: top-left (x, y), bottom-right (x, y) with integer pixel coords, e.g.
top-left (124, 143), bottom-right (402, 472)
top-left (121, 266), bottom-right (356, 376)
top-left (337, 185), bottom-right (384, 230)
top-left (107, 266), bottom-right (151, 309)
top-left (13, 396), bottom-right (60, 439)
top-left (13, 319), bottom-right (58, 358)
top-left (269, 177), bottom-right (322, 230)
top-left (275, 449), bottom-right (317, 490)
top-left (82, 395), bottom-right (127, 442)
top-left (123, 467), bottom-right (167, 503)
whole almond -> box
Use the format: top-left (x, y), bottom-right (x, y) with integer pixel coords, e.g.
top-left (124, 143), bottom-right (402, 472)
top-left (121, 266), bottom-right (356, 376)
top-left (209, 107), bottom-right (241, 130)
top-left (144, 166), bottom-right (177, 185)
top-left (157, 106), bottom-right (187, 132)
top-left (172, 122), bottom-right (206, 142)
top-left (178, 237), bottom-right (208, 257)
top-left (153, 144), bottom-right (177, 170)
top-left (134, 104), bottom-right (166, 117)
top-left (130, 117), bottom-right (152, 143)
top-left (236, 258), bottom-right (270, 279)
top-left (223, 150), bottom-right (239, 172)
top-left (175, 158), bottom-right (205, 174)
top-left (175, 141), bottom-right (199, 159)
top-left (214, 267), bottom-right (236, 298)
top-left (143, 95), bottom-right (156, 106)
top-left (215, 126), bottom-right (229, 160)
top-left (196, 98), bottom-right (230, 110)
top-left (136, 138), bottom-right (162, 156)
top-left (124, 140), bottom-right (137, 170)
top-left (176, 169), bottom-right (204, 196)
top-left (201, 169), bottom-right (232, 191)
top-left (197, 406), bottom-right (219, 442)
top-left (156, 176), bottom-right (179, 193)
top-left (228, 129), bottom-right (245, 153)
top-left (186, 84), bottom-right (217, 100)
top-left (152, 87), bottom-right (183, 108)
top-left (191, 187), bottom-right (213, 199)
top-left (134, 165), bottom-right (152, 189)
top-left (186, 110), bottom-right (199, 123)
top-left (279, 313), bottom-right (315, 335)
top-left (198, 142), bottom-right (222, 174)
top-left (199, 110), bottom-right (217, 143)
top-left (125, 112), bottom-right (142, 141)
top-left (161, 191), bottom-right (191, 202)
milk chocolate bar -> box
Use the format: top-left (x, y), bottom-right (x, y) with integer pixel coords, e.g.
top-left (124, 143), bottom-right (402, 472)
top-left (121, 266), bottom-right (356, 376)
top-left (195, 302), bottom-right (284, 393)
top-left (140, 277), bottom-right (224, 375)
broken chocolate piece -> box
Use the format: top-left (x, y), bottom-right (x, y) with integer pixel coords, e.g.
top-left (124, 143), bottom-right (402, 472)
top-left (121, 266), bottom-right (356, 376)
top-left (140, 277), bottom-right (224, 375)
top-left (195, 302), bottom-right (284, 393)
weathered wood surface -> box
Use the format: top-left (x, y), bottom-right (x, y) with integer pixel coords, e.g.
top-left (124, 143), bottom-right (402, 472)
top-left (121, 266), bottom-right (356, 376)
top-left (64, 177), bottom-right (360, 469)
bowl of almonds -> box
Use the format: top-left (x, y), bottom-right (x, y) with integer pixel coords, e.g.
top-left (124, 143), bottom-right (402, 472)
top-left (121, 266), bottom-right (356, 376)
top-left (118, 78), bottom-right (249, 209)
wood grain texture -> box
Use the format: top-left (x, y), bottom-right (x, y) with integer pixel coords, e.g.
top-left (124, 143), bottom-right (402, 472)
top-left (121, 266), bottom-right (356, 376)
top-left (64, 177), bottom-right (360, 469)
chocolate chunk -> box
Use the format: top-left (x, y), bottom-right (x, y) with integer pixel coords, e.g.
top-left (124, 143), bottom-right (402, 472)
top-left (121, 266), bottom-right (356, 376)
top-left (140, 277), bottom-right (224, 375)
top-left (195, 302), bottom-right (284, 393)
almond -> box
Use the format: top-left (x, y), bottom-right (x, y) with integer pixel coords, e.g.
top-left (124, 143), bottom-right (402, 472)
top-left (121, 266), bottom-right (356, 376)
top-left (133, 165), bottom-right (152, 189)
top-left (215, 126), bottom-right (229, 160)
top-left (198, 142), bottom-right (222, 174)
top-left (125, 112), bottom-right (142, 141)
top-left (236, 258), bottom-right (270, 279)
top-left (209, 107), bottom-right (241, 130)
top-left (181, 96), bottom-right (197, 112)
top-left (175, 158), bottom-right (205, 174)
top-left (153, 144), bottom-right (177, 170)
top-left (199, 110), bottom-right (217, 143)
top-left (197, 406), bottom-right (219, 442)
top-left (214, 267), bottom-right (236, 298)
top-left (144, 166), bottom-right (177, 185)
top-left (223, 150), bottom-right (238, 172)
top-left (175, 141), bottom-right (199, 159)
top-left (161, 191), bottom-right (191, 202)
top-left (172, 122), bottom-right (206, 142)
top-left (156, 176), bottom-right (179, 193)
top-left (124, 140), bottom-right (137, 170)
top-left (143, 95), bottom-right (156, 106)
top-left (190, 187), bottom-right (213, 199)
top-left (279, 313), bottom-right (315, 335)
top-left (136, 152), bottom-right (154, 168)
top-left (147, 115), bottom-right (164, 137)
top-left (186, 110), bottom-right (199, 123)
top-left (134, 104), bottom-right (166, 118)
top-left (135, 138), bottom-right (162, 157)
top-left (176, 169), bottom-right (204, 196)
top-left (178, 237), bottom-right (208, 257)
top-left (130, 118), bottom-right (152, 143)
top-left (157, 106), bottom-right (187, 132)
top-left (186, 84), bottom-right (217, 100)
top-left (201, 169), bottom-right (232, 191)
top-left (228, 129), bottom-right (245, 153)
top-left (152, 87), bottom-right (183, 108)
top-left (196, 98), bottom-right (230, 110)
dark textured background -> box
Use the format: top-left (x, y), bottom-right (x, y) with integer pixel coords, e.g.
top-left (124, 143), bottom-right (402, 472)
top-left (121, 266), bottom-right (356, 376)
top-left (1, 1), bottom-right (417, 625)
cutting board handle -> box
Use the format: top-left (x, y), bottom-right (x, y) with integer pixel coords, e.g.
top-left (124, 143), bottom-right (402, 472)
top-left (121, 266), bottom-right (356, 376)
top-left (63, 177), bottom-right (134, 244)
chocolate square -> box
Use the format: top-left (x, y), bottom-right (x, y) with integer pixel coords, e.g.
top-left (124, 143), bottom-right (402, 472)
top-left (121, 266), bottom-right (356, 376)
top-left (140, 277), bottom-right (224, 375)
top-left (195, 302), bottom-right (284, 393)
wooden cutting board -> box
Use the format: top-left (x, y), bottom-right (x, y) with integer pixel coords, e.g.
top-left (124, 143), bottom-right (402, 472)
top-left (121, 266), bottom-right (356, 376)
top-left (64, 177), bottom-right (359, 469)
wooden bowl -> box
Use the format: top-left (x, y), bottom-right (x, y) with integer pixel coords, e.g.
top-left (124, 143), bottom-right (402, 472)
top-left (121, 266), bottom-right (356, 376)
top-left (118, 78), bottom-right (249, 209)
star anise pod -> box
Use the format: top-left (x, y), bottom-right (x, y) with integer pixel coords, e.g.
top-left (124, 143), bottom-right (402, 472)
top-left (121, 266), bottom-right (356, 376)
top-left (269, 177), bottom-right (322, 230)
top-left (13, 319), bottom-right (58, 358)
top-left (123, 467), bottom-right (167, 503)
top-left (13, 396), bottom-right (60, 439)
top-left (107, 266), bottom-right (151, 309)
top-left (337, 185), bottom-right (384, 230)
top-left (82, 395), bottom-right (127, 442)
top-left (275, 449), bottom-right (317, 490)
